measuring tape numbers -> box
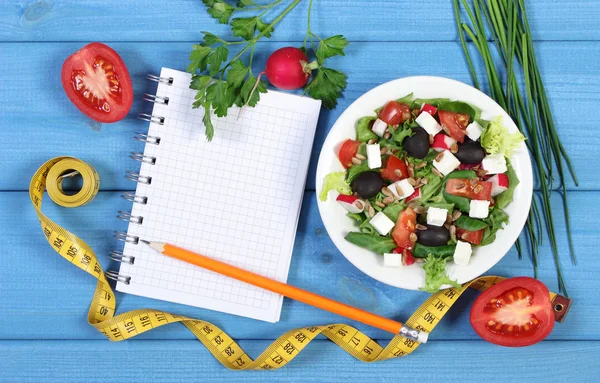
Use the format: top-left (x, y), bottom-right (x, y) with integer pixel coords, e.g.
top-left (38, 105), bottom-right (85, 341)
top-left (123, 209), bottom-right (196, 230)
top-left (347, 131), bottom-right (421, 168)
top-left (30, 157), bottom-right (571, 370)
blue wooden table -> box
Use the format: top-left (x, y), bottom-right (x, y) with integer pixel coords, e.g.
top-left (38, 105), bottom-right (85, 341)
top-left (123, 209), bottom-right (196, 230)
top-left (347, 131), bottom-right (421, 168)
top-left (1, 0), bottom-right (599, 381)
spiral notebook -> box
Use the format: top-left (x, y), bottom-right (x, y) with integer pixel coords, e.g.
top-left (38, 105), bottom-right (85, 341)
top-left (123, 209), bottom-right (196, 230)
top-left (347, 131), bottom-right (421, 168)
top-left (111, 68), bottom-right (321, 322)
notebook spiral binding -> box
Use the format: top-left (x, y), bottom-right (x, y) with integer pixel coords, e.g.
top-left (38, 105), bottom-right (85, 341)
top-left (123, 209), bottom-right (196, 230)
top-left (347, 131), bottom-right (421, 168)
top-left (106, 73), bottom-right (173, 285)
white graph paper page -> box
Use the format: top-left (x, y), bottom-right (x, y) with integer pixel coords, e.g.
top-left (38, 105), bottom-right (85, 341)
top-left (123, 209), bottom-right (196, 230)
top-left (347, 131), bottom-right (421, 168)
top-left (116, 68), bottom-right (321, 322)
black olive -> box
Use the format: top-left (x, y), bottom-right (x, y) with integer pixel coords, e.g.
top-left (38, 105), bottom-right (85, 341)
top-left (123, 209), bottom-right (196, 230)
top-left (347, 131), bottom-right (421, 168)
top-left (455, 140), bottom-right (486, 164)
top-left (416, 224), bottom-right (450, 247)
top-left (351, 171), bottom-right (384, 199)
top-left (403, 127), bottom-right (430, 159)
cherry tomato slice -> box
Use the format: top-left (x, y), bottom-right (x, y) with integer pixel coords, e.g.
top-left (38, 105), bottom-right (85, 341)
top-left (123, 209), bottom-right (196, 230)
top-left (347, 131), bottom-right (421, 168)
top-left (445, 178), bottom-right (492, 200)
top-left (470, 277), bottom-right (554, 347)
top-left (61, 42), bottom-right (133, 123)
top-left (381, 155), bottom-right (408, 182)
top-left (391, 207), bottom-right (416, 250)
top-left (455, 227), bottom-right (485, 245)
top-left (438, 110), bottom-right (470, 143)
top-left (338, 139), bottom-right (361, 169)
top-left (378, 101), bottom-right (411, 125)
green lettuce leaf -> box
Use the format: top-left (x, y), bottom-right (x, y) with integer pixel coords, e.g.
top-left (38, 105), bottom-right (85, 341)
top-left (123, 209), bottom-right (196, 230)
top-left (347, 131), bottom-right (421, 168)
top-left (319, 172), bottom-right (352, 201)
top-left (494, 158), bottom-right (520, 209)
top-left (345, 232), bottom-right (396, 255)
top-left (480, 116), bottom-right (526, 157)
top-left (420, 254), bottom-right (461, 293)
top-left (480, 208), bottom-right (510, 245)
top-left (356, 116), bottom-right (378, 142)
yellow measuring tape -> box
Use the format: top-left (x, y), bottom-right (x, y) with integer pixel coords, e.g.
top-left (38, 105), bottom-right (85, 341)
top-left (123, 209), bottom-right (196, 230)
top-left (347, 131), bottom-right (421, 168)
top-left (30, 157), bottom-right (570, 370)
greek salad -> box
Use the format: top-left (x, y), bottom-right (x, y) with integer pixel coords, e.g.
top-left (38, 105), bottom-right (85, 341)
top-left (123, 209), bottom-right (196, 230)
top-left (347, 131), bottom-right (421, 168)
top-left (320, 94), bottom-right (525, 292)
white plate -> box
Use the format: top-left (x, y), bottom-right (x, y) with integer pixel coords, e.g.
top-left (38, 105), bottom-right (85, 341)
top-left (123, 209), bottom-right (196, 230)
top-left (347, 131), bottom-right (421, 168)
top-left (316, 76), bottom-right (533, 290)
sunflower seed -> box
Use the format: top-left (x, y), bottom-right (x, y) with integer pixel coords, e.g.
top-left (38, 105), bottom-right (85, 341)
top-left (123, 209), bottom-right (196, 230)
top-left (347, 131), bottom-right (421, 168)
top-left (429, 134), bottom-right (434, 144)
top-left (432, 168), bottom-right (443, 178)
top-left (351, 157), bottom-right (362, 165)
top-left (368, 138), bottom-right (377, 145)
top-left (476, 168), bottom-right (488, 178)
top-left (452, 210), bottom-right (462, 221)
top-left (473, 184), bottom-right (484, 194)
top-left (435, 151), bottom-right (445, 162)
top-left (380, 146), bottom-right (389, 155)
top-left (407, 177), bottom-right (417, 187)
top-left (381, 187), bottom-right (393, 197)
top-left (414, 206), bottom-right (425, 215)
top-left (394, 169), bottom-right (403, 178)
top-left (408, 164), bottom-right (415, 178)
top-left (450, 143), bottom-right (458, 154)
top-left (490, 197), bottom-right (496, 207)
top-left (421, 177), bottom-right (429, 185)
top-left (409, 233), bottom-right (418, 243)
top-left (355, 201), bottom-right (364, 210)
top-left (446, 213), bottom-right (453, 224)
top-left (375, 201), bottom-right (386, 208)
top-left (416, 162), bottom-right (427, 169)
top-left (395, 184), bottom-right (404, 197)
top-left (416, 224), bottom-right (428, 231)
top-left (368, 205), bottom-right (375, 217)
top-left (355, 153), bottom-right (366, 160)
top-left (449, 225), bottom-right (457, 242)
top-left (414, 257), bottom-right (425, 263)
top-left (382, 196), bottom-right (394, 204)
top-left (384, 132), bottom-right (391, 139)
top-left (469, 178), bottom-right (478, 186)
top-left (454, 181), bottom-right (466, 189)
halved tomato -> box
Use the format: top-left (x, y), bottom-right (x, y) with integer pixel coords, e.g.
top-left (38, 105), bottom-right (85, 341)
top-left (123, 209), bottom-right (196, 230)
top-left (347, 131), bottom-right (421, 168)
top-left (61, 42), bottom-right (133, 123)
top-left (338, 139), bottom-right (361, 169)
top-left (446, 178), bottom-right (492, 200)
top-left (391, 207), bottom-right (416, 250)
top-left (438, 110), bottom-right (470, 143)
top-left (381, 155), bottom-right (408, 182)
top-left (470, 277), bottom-right (554, 347)
top-left (456, 227), bottom-right (484, 245)
top-left (378, 101), bottom-right (411, 125)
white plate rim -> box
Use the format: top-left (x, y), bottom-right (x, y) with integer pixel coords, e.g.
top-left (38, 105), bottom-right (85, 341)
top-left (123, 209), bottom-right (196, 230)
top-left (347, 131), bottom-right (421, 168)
top-left (315, 76), bottom-right (533, 290)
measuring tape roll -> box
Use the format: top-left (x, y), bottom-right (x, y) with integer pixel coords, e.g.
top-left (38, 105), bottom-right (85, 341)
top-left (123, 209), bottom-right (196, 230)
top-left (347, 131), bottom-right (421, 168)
top-left (30, 157), bottom-right (571, 370)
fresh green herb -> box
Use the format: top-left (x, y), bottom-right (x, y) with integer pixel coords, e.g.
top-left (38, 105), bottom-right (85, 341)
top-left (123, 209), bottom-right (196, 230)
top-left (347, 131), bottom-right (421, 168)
top-left (382, 202), bottom-right (407, 222)
top-left (413, 244), bottom-right (457, 259)
top-left (190, 0), bottom-right (348, 140)
top-left (420, 254), bottom-right (461, 293)
top-left (319, 171), bottom-right (351, 201)
top-left (345, 232), bottom-right (397, 255)
top-left (437, 100), bottom-right (481, 120)
top-left (419, 174), bottom-right (443, 202)
top-left (346, 162), bottom-right (370, 183)
top-left (480, 116), bottom-right (526, 157)
top-left (481, 208), bottom-right (510, 246)
top-left (424, 203), bottom-right (455, 214)
top-left (454, 0), bottom-right (577, 294)
top-left (392, 124), bottom-right (413, 144)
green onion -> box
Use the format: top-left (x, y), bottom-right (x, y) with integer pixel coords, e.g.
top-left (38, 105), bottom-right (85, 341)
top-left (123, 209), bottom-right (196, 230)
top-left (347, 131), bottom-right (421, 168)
top-left (453, 0), bottom-right (577, 295)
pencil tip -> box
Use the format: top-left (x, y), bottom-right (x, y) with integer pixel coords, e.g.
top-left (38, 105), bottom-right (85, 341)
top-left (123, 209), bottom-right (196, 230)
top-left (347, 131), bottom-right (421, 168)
top-left (140, 239), bottom-right (150, 245)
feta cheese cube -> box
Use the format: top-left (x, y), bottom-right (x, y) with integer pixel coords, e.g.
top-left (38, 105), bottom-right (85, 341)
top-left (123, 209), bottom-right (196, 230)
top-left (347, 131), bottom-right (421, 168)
top-left (453, 241), bottom-right (472, 266)
top-left (371, 118), bottom-right (388, 137)
top-left (415, 111), bottom-right (442, 136)
top-left (388, 179), bottom-right (415, 200)
top-left (366, 143), bottom-right (382, 169)
top-left (469, 199), bottom-right (490, 219)
top-left (370, 212), bottom-right (395, 236)
top-left (482, 153), bottom-right (507, 174)
top-left (466, 121), bottom-right (484, 141)
top-left (433, 150), bottom-right (460, 176)
top-left (427, 207), bottom-right (448, 227)
top-left (383, 252), bottom-right (403, 267)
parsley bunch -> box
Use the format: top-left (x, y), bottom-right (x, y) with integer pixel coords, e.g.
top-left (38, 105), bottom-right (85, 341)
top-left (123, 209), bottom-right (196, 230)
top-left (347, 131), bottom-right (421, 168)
top-left (188, 0), bottom-right (349, 140)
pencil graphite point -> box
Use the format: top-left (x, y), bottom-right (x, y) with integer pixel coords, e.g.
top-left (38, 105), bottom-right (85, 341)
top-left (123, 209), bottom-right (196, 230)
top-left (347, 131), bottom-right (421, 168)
top-left (140, 239), bottom-right (166, 253)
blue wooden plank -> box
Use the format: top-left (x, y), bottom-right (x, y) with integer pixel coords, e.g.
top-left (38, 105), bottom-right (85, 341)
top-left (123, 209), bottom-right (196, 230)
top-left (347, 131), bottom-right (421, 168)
top-left (0, 190), bottom-right (595, 340)
top-left (0, 340), bottom-right (598, 382)
top-left (1, 0), bottom-right (599, 42)
top-left (0, 41), bottom-right (595, 191)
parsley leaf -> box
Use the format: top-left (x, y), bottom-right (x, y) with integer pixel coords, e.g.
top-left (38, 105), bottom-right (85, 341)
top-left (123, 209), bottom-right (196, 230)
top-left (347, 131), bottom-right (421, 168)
top-left (237, 0), bottom-right (254, 6)
top-left (231, 17), bottom-right (259, 40)
top-left (203, 0), bottom-right (235, 24)
top-left (201, 31), bottom-right (223, 46)
top-left (206, 45), bottom-right (229, 76)
top-left (205, 81), bottom-right (229, 117)
top-left (226, 60), bottom-right (249, 89)
top-left (240, 74), bottom-right (267, 107)
top-left (256, 18), bottom-right (273, 38)
top-left (187, 44), bottom-right (213, 74)
top-left (202, 102), bottom-right (215, 141)
top-left (316, 35), bottom-right (349, 64)
top-left (305, 67), bottom-right (347, 109)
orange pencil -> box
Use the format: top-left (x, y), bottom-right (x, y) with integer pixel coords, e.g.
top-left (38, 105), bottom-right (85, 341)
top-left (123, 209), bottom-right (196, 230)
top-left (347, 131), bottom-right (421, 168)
top-left (142, 240), bottom-right (428, 343)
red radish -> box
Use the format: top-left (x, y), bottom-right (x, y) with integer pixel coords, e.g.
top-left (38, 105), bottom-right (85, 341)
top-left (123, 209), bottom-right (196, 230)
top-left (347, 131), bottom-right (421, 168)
top-left (405, 188), bottom-right (421, 202)
top-left (420, 103), bottom-right (437, 116)
top-left (488, 173), bottom-right (509, 196)
top-left (336, 194), bottom-right (365, 213)
top-left (393, 247), bottom-right (415, 266)
top-left (431, 133), bottom-right (457, 152)
top-left (264, 47), bottom-right (314, 90)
